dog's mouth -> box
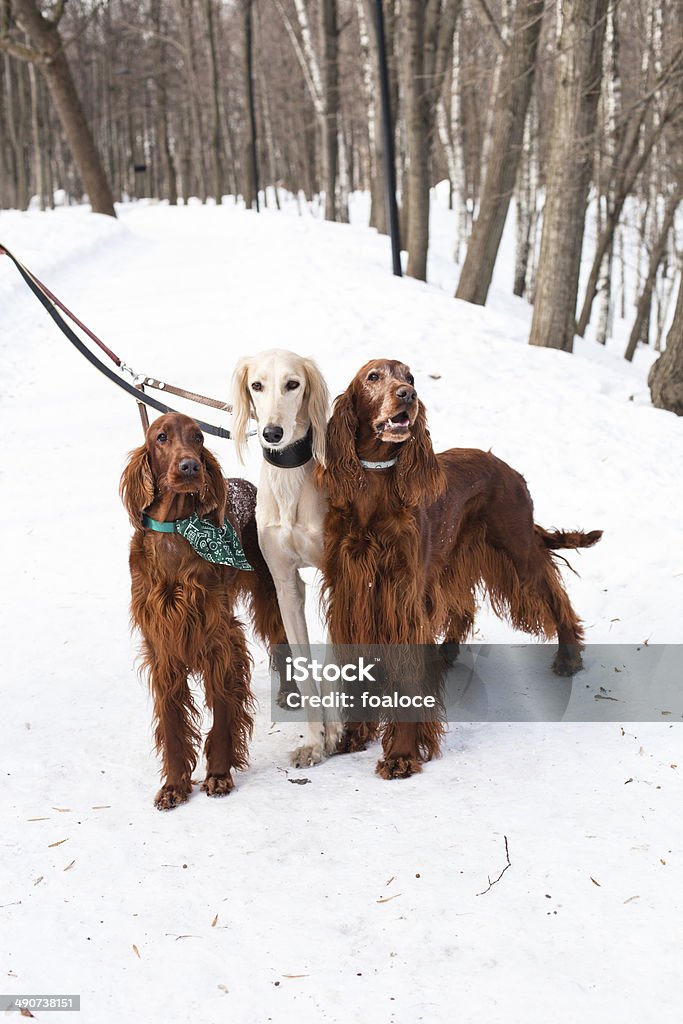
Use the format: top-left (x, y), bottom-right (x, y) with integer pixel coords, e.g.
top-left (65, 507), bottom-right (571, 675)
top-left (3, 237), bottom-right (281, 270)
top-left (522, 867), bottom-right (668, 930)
top-left (167, 472), bottom-right (205, 494)
top-left (376, 409), bottom-right (412, 440)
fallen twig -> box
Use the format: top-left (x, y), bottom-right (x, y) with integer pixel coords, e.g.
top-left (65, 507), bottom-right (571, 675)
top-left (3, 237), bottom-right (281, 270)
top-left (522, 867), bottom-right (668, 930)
top-left (476, 836), bottom-right (511, 896)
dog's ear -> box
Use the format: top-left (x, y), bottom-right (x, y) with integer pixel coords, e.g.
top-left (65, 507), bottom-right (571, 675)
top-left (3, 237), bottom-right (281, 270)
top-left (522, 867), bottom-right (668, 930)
top-left (199, 447), bottom-right (227, 525)
top-left (230, 357), bottom-right (252, 464)
top-left (302, 356), bottom-right (329, 467)
top-left (317, 388), bottom-right (364, 505)
top-left (120, 446), bottom-right (155, 525)
top-left (395, 401), bottom-right (446, 507)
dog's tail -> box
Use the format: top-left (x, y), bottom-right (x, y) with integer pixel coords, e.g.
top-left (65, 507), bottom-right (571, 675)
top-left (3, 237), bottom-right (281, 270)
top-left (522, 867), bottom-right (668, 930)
top-left (535, 526), bottom-right (603, 550)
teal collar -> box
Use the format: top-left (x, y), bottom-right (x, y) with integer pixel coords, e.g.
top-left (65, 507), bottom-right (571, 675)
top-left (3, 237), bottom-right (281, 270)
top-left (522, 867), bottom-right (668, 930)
top-left (142, 514), bottom-right (176, 533)
top-left (141, 512), bottom-right (252, 570)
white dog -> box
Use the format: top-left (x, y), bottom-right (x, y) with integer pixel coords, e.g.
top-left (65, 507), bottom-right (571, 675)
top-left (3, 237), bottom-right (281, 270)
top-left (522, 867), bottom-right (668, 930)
top-left (232, 349), bottom-right (342, 765)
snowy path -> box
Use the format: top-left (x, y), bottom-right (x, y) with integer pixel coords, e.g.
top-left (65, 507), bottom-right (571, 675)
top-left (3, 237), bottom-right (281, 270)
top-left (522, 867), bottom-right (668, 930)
top-left (1, 202), bottom-right (682, 1023)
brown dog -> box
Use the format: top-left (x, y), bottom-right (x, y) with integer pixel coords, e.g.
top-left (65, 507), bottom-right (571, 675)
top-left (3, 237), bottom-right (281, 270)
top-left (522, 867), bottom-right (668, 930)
top-left (316, 360), bottom-right (601, 779)
top-left (120, 412), bottom-right (286, 809)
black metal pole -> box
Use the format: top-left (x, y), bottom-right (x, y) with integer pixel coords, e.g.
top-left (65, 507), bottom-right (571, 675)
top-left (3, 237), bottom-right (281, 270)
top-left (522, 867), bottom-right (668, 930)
top-left (245, 0), bottom-right (260, 212)
top-left (374, 0), bottom-right (402, 276)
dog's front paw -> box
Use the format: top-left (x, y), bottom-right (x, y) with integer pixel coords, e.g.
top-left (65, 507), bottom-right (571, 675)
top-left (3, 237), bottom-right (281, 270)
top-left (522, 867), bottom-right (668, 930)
top-left (324, 721), bottom-right (344, 756)
top-left (291, 741), bottom-right (324, 768)
top-left (291, 721), bottom-right (327, 768)
top-left (201, 773), bottom-right (235, 798)
top-left (553, 644), bottom-right (583, 677)
top-left (154, 783), bottom-right (190, 811)
top-left (375, 756), bottom-right (422, 780)
top-left (336, 722), bottom-right (378, 754)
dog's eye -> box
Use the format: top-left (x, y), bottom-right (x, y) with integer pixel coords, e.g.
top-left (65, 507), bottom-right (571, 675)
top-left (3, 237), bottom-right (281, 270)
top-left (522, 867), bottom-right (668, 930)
top-left (407, 374), bottom-right (414, 385)
top-left (367, 372), bottom-right (380, 382)
top-left (157, 432), bottom-right (167, 444)
top-left (286, 380), bottom-right (300, 391)
top-left (194, 433), bottom-right (202, 444)
top-left (251, 382), bottom-right (263, 392)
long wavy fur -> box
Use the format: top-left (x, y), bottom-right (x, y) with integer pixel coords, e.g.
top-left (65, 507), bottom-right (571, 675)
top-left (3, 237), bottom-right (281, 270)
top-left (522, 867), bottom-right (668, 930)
top-left (120, 414), bottom-right (285, 807)
top-left (319, 367), bottom-right (601, 776)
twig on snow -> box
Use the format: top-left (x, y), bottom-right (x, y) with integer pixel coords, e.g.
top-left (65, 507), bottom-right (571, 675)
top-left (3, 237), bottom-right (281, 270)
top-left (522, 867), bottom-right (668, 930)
top-left (476, 835), bottom-right (511, 896)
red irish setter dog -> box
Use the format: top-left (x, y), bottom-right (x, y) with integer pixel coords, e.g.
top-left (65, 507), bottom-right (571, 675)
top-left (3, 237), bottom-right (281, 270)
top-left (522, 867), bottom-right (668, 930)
top-left (121, 412), bottom-right (286, 810)
top-left (316, 360), bottom-right (601, 780)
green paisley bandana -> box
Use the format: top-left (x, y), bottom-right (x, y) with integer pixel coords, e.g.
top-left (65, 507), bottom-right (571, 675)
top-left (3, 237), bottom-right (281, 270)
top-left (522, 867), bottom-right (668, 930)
top-left (141, 512), bottom-right (253, 570)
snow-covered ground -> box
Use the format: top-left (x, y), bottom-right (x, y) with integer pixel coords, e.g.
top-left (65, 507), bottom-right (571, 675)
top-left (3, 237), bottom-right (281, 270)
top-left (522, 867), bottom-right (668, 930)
top-left (1, 197), bottom-right (682, 1024)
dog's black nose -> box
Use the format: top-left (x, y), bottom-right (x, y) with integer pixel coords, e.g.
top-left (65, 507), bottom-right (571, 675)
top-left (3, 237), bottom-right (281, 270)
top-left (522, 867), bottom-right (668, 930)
top-left (179, 458), bottom-right (200, 476)
top-left (263, 424), bottom-right (284, 444)
top-left (396, 386), bottom-right (417, 403)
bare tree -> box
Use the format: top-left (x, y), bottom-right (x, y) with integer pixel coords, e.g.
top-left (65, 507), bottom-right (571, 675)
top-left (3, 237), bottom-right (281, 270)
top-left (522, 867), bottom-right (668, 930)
top-left (456, 0), bottom-right (544, 305)
top-left (151, 0), bottom-right (177, 206)
top-left (625, 175), bottom-right (681, 361)
top-left (321, 0), bottom-right (339, 219)
top-left (243, 0), bottom-right (259, 209)
top-left (403, 0), bottom-right (461, 280)
top-left (575, 51), bottom-right (683, 337)
top-left (0, 0), bottom-right (115, 216)
top-left (205, 0), bottom-right (225, 204)
top-left (648, 267), bottom-right (683, 415)
top-left (529, 0), bottom-right (608, 352)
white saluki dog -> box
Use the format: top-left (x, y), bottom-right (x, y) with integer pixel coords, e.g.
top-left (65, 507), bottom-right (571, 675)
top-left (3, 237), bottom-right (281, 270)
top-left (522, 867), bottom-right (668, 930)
top-left (232, 349), bottom-right (342, 766)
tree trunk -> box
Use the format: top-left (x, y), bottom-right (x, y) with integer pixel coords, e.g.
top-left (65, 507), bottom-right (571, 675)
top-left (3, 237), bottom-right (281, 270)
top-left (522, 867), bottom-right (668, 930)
top-left (513, 94), bottom-right (539, 297)
top-left (575, 110), bottom-right (668, 337)
top-left (402, 0), bottom-right (461, 280)
top-left (151, 0), bottom-right (177, 206)
top-left (179, 0), bottom-right (208, 202)
top-left (321, 0), bottom-right (339, 220)
top-left (205, 0), bottom-right (224, 204)
top-left (243, 0), bottom-right (259, 210)
top-left (648, 269), bottom-right (683, 415)
top-left (9, 0), bottom-right (115, 216)
top-left (529, 0), bottom-right (608, 352)
top-left (27, 60), bottom-right (44, 208)
top-left (404, 0), bottom-right (430, 280)
top-left (3, 53), bottom-right (29, 209)
top-left (456, 0), bottom-right (544, 305)
top-left (625, 183), bottom-right (681, 361)
top-left (358, 0), bottom-right (382, 231)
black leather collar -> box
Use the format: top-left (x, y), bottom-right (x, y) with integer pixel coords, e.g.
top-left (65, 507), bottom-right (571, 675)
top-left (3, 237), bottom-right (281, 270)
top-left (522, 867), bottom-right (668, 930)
top-left (262, 426), bottom-right (314, 468)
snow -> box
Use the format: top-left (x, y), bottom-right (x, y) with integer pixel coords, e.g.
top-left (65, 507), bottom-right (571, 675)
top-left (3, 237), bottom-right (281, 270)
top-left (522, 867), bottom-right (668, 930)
top-left (1, 196), bottom-right (682, 1024)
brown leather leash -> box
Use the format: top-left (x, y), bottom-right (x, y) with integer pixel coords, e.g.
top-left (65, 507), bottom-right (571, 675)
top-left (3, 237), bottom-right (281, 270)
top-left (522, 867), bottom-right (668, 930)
top-left (0, 241), bottom-right (239, 440)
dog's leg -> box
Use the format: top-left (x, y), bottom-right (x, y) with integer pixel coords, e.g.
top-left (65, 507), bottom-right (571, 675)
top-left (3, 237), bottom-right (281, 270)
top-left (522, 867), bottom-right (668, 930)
top-left (201, 622), bottom-right (254, 798)
top-left (493, 537), bottom-right (585, 676)
top-left (336, 721), bottom-right (380, 754)
top-left (264, 570), bottom-right (327, 767)
top-left (376, 723), bottom-right (423, 779)
top-left (543, 572), bottom-right (585, 677)
top-left (321, 694), bottom-right (344, 757)
top-left (376, 721), bottom-right (445, 779)
top-left (238, 519), bottom-right (294, 707)
top-left (439, 606), bottom-right (475, 665)
top-left (149, 655), bottom-right (200, 811)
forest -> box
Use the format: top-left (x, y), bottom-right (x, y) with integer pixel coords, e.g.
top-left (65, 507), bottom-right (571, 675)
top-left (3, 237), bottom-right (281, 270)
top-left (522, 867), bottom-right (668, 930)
top-left (1, 0), bottom-right (682, 409)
